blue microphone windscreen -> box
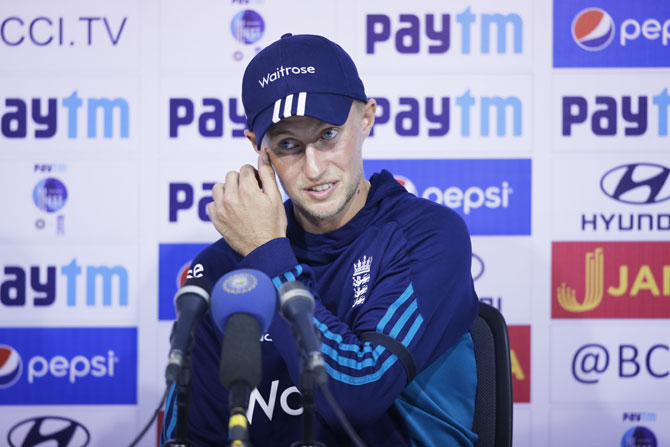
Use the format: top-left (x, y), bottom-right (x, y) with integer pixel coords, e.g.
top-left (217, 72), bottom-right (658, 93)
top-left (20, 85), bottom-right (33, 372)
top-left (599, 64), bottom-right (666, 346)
top-left (210, 269), bottom-right (277, 334)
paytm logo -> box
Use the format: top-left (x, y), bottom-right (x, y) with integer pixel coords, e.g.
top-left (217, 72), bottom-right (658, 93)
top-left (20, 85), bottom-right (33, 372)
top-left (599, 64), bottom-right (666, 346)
top-left (367, 8), bottom-right (522, 55)
top-left (169, 97), bottom-right (246, 138)
top-left (169, 182), bottom-right (216, 222)
top-left (0, 327), bottom-right (136, 404)
top-left (158, 243), bottom-right (208, 320)
top-left (363, 159), bottom-right (531, 235)
top-left (1, 91), bottom-right (129, 139)
top-left (371, 91), bottom-right (522, 138)
top-left (1, 259), bottom-right (128, 308)
top-left (562, 89), bottom-right (670, 137)
top-left (554, 1), bottom-right (670, 67)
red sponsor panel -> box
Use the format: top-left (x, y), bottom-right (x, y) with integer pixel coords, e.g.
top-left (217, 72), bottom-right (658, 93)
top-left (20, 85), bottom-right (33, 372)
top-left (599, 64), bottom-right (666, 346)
top-left (157, 410), bottom-right (164, 447)
top-left (552, 242), bottom-right (670, 318)
top-left (508, 325), bottom-right (530, 403)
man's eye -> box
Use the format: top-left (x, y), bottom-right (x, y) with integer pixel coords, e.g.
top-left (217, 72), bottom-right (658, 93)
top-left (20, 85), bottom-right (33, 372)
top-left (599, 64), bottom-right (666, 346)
top-left (279, 139), bottom-right (296, 150)
top-left (321, 128), bottom-right (338, 140)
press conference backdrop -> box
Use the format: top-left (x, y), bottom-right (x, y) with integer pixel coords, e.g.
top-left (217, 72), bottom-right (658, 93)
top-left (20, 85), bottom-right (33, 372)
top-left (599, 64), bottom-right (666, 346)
top-left (0, 0), bottom-right (668, 446)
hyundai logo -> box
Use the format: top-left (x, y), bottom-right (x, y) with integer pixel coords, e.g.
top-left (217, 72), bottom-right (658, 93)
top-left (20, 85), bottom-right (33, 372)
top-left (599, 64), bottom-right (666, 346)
top-left (471, 253), bottom-right (485, 282)
top-left (600, 163), bottom-right (670, 205)
top-left (8, 416), bottom-right (90, 447)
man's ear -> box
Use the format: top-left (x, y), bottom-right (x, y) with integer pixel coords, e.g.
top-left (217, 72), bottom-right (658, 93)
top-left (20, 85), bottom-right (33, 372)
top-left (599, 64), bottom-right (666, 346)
top-left (361, 98), bottom-right (376, 139)
top-left (244, 129), bottom-right (261, 153)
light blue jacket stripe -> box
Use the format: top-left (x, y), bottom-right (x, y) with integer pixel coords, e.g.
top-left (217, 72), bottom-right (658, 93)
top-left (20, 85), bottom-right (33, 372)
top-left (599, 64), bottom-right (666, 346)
top-left (321, 344), bottom-right (382, 369)
top-left (295, 265), bottom-right (303, 276)
top-left (377, 283), bottom-right (414, 332)
top-left (314, 317), bottom-right (375, 355)
top-left (163, 382), bottom-right (178, 442)
top-left (389, 299), bottom-right (418, 339)
top-left (272, 276), bottom-right (283, 291)
top-left (325, 354), bottom-right (400, 385)
top-left (313, 283), bottom-right (422, 377)
top-left (284, 271), bottom-right (296, 282)
top-left (401, 314), bottom-right (424, 347)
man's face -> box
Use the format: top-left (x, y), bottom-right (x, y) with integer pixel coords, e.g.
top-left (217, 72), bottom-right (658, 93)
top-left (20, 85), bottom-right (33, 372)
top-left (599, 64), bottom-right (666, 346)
top-left (258, 100), bottom-right (375, 233)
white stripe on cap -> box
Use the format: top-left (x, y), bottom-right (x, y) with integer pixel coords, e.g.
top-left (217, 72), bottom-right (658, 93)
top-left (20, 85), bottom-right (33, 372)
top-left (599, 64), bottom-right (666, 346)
top-left (283, 94), bottom-right (294, 119)
top-left (296, 92), bottom-right (307, 116)
top-left (272, 98), bottom-right (282, 123)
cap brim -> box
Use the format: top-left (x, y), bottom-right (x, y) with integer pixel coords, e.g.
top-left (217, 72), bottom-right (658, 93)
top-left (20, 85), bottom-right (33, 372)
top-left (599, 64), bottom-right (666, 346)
top-left (250, 93), bottom-right (356, 150)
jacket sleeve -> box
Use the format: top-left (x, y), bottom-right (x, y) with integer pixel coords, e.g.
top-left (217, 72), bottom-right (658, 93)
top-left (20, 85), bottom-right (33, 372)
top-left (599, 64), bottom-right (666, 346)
top-left (238, 206), bottom-right (479, 429)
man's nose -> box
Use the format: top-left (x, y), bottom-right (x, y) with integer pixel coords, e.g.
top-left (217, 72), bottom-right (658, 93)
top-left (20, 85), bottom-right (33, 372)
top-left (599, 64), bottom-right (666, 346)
top-left (303, 144), bottom-right (327, 180)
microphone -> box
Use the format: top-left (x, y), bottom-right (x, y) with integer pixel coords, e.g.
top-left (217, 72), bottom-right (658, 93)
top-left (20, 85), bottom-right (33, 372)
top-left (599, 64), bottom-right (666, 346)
top-left (165, 277), bottom-right (212, 384)
top-left (278, 281), bottom-right (327, 385)
top-left (210, 269), bottom-right (277, 445)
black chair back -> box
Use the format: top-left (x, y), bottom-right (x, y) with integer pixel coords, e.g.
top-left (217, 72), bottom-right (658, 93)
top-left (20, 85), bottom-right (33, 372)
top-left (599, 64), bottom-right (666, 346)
top-left (470, 301), bottom-right (513, 447)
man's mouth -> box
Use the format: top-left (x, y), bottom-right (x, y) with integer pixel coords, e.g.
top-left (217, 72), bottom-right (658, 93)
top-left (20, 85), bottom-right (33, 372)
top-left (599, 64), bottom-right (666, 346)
top-left (310, 183), bottom-right (334, 192)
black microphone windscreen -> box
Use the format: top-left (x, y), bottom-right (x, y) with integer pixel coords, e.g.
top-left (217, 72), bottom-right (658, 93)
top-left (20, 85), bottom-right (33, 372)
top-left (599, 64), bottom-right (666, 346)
top-left (219, 313), bottom-right (262, 390)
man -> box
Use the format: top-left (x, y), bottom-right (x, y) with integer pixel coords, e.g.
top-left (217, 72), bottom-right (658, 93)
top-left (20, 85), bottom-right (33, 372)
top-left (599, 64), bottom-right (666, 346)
top-left (162, 33), bottom-right (479, 447)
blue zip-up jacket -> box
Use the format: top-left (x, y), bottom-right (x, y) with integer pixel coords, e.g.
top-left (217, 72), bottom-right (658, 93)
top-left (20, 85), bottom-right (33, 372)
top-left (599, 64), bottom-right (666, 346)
top-left (162, 170), bottom-right (479, 447)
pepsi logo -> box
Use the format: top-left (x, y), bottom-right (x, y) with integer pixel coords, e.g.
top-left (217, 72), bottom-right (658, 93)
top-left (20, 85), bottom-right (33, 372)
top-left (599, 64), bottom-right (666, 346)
top-left (0, 345), bottom-right (23, 389)
top-left (471, 253), bottom-right (485, 282)
top-left (393, 175), bottom-right (418, 196)
top-left (176, 261), bottom-right (192, 289)
top-left (572, 8), bottom-right (615, 51)
top-left (8, 416), bottom-right (90, 447)
top-left (600, 163), bottom-right (670, 204)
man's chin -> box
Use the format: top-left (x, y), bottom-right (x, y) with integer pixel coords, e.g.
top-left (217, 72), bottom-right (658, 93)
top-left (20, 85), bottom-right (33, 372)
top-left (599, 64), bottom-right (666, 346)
top-left (293, 199), bottom-right (344, 223)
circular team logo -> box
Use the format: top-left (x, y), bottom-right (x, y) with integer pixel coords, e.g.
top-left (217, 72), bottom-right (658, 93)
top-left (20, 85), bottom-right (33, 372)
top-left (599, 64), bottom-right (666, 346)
top-left (231, 10), bottom-right (265, 45)
top-left (572, 8), bottom-right (615, 51)
top-left (621, 426), bottom-right (657, 447)
top-left (0, 345), bottom-right (23, 389)
top-left (32, 177), bottom-right (68, 213)
top-left (393, 175), bottom-right (418, 196)
top-left (223, 272), bottom-right (258, 294)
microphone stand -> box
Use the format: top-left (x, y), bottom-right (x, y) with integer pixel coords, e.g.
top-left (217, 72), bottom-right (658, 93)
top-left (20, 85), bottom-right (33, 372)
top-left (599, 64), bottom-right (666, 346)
top-left (164, 358), bottom-right (195, 447)
top-left (291, 357), bottom-right (326, 447)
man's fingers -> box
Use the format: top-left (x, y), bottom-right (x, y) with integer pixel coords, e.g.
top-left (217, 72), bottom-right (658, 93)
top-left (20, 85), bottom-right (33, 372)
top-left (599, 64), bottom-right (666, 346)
top-left (224, 171), bottom-right (239, 196)
top-left (211, 182), bottom-right (225, 201)
top-left (257, 152), bottom-right (281, 198)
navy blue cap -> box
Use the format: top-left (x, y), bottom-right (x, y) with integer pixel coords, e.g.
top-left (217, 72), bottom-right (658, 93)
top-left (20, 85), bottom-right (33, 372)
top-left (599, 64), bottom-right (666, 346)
top-left (242, 33), bottom-right (367, 148)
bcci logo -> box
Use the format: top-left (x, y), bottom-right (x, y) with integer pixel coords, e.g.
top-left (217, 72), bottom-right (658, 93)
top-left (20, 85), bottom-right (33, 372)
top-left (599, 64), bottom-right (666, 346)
top-left (0, 345), bottom-right (23, 389)
top-left (572, 8), bottom-right (615, 51)
top-left (33, 178), bottom-right (67, 213)
top-left (621, 426), bottom-right (657, 447)
top-left (231, 10), bottom-right (265, 45)
top-left (223, 272), bottom-right (258, 294)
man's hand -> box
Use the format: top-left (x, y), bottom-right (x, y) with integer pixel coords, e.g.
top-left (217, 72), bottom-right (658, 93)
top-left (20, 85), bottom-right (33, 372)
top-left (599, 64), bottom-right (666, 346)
top-left (208, 152), bottom-right (287, 256)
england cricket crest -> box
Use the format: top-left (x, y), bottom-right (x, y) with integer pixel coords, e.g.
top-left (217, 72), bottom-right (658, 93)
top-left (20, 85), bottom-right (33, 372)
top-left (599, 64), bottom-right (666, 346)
top-left (352, 255), bottom-right (372, 307)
